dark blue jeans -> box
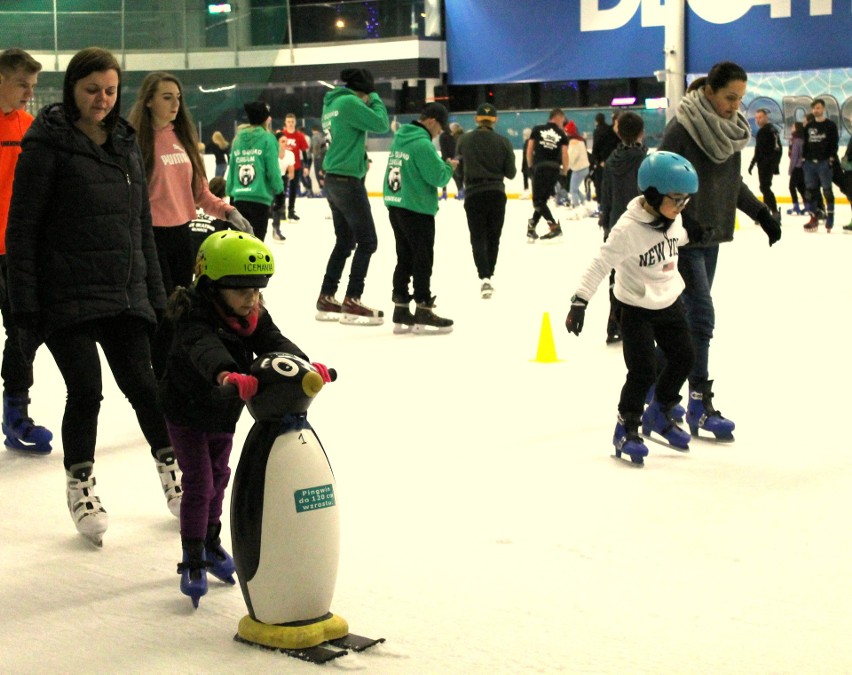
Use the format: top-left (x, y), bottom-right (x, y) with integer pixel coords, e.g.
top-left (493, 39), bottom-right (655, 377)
top-left (803, 159), bottom-right (834, 214)
top-left (321, 173), bottom-right (378, 299)
top-left (677, 245), bottom-right (719, 384)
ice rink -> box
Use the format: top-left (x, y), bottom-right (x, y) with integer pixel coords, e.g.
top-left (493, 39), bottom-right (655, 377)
top-left (2, 195), bottom-right (851, 674)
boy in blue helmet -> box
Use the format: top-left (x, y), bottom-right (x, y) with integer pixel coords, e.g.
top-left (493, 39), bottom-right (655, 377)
top-left (564, 151), bottom-right (700, 465)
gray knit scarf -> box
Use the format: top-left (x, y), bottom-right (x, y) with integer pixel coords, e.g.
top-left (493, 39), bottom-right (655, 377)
top-left (676, 90), bottom-right (751, 164)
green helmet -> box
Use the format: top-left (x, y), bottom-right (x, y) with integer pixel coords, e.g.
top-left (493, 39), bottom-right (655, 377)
top-left (194, 231), bottom-right (274, 288)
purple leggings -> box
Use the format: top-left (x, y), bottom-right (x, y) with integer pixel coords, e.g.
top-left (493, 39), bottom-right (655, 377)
top-left (166, 421), bottom-right (234, 541)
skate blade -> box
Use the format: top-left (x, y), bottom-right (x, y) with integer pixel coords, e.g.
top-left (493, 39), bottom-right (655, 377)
top-left (81, 532), bottom-right (104, 547)
top-left (690, 429), bottom-right (735, 443)
top-left (4, 431), bottom-right (53, 454)
top-left (339, 313), bottom-right (384, 326)
top-left (210, 572), bottom-right (237, 585)
top-left (613, 447), bottom-right (647, 466)
top-left (314, 311), bottom-right (341, 322)
top-left (641, 432), bottom-right (690, 452)
top-left (412, 325), bottom-right (453, 335)
top-left (392, 323), bottom-right (414, 334)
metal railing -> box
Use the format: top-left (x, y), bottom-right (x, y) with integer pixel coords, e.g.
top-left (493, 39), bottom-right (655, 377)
top-left (0, 0), bottom-right (437, 56)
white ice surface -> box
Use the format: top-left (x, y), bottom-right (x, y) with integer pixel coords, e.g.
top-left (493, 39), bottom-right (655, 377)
top-left (2, 197), bottom-right (851, 674)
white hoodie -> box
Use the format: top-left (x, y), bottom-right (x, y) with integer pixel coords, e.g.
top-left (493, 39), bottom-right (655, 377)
top-left (574, 196), bottom-right (690, 310)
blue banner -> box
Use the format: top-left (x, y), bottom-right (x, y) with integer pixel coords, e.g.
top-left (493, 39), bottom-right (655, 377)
top-left (447, 1), bottom-right (852, 84)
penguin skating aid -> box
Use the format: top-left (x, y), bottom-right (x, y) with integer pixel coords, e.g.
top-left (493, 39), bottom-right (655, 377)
top-left (229, 352), bottom-right (384, 663)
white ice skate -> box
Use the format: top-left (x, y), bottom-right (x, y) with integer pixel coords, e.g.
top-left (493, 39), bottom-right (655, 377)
top-left (154, 447), bottom-right (182, 517)
top-left (66, 462), bottom-right (109, 546)
top-left (480, 279), bottom-right (493, 299)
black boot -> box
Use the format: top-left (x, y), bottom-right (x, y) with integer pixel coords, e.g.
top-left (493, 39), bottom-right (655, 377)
top-left (391, 293), bottom-right (415, 335)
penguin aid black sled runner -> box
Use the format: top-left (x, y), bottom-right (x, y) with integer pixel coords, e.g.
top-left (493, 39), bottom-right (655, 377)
top-left (227, 352), bottom-right (384, 663)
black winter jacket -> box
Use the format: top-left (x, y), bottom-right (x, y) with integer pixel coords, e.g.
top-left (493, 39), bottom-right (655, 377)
top-left (159, 286), bottom-right (307, 432)
top-left (599, 143), bottom-right (647, 233)
top-left (6, 103), bottom-right (165, 338)
top-left (658, 117), bottom-right (765, 248)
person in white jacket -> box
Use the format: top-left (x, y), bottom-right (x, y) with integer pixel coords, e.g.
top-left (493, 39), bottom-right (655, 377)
top-left (565, 152), bottom-right (701, 466)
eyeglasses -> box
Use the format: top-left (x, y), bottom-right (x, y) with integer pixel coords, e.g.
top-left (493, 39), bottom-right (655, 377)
top-left (665, 194), bottom-right (691, 208)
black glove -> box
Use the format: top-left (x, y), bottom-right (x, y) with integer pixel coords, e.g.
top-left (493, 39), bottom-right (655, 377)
top-left (565, 296), bottom-right (588, 336)
top-left (756, 208), bottom-right (782, 246)
top-left (558, 173), bottom-right (570, 190)
top-left (272, 192), bottom-right (285, 211)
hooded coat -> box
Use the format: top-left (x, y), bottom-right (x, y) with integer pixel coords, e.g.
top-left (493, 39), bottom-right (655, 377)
top-left (6, 103), bottom-right (165, 338)
top-left (321, 87), bottom-right (389, 179)
top-left (599, 143), bottom-right (648, 232)
top-left (160, 285), bottom-right (307, 432)
top-left (383, 122), bottom-right (453, 216)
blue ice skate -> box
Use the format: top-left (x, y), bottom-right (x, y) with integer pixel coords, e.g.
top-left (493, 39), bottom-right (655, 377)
top-left (204, 522), bottom-right (236, 585)
top-left (3, 394), bottom-right (52, 453)
top-left (642, 399), bottom-right (690, 450)
top-left (686, 380), bottom-right (735, 441)
top-left (178, 543), bottom-right (209, 609)
top-left (645, 385), bottom-right (684, 423)
top-left (613, 414), bottom-right (649, 466)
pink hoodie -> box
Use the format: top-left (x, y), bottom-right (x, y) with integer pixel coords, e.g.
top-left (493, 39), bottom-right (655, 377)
top-left (147, 124), bottom-right (232, 227)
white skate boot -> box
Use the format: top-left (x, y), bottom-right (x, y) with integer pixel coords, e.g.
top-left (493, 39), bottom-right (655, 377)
top-left (66, 462), bottom-right (109, 546)
top-left (154, 447), bottom-right (182, 517)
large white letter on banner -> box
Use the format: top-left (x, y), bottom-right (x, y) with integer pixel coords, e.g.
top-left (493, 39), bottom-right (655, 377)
top-left (580, 0), bottom-right (641, 31)
top-left (687, 0), bottom-right (791, 23)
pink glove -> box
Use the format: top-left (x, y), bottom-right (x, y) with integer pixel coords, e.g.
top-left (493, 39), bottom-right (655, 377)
top-left (311, 362), bottom-right (332, 384)
top-left (224, 372), bottom-right (259, 401)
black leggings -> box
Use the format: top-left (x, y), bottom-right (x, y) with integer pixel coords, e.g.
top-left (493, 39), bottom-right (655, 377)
top-left (531, 165), bottom-right (559, 225)
top-left (618, 300), bottom-right (694, 416)
top-left (234, 200), bottom-right (272, 243)
top-left (153, 224), bottom-right (193, 297)
top-left (45, 315), bottom-right (170, 469)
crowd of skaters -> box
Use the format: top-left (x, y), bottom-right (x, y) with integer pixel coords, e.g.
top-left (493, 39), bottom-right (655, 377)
top-left (2, 43), bottom-right (852, 593)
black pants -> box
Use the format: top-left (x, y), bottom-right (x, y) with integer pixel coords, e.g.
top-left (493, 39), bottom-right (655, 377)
top-left (789, 167), bottom-right (805, 206)
top-left (234, 200), bottom-right (272, 243)
top-left (531, 165), bottom-right (559, 225)
top-left (151, 225), bottom-right (194, 379)
top-left (0, 255), bottom-right (41, 395)
top-left (757, 164), bottom-right (777, 213)
top-left (153, 224), bottom-right (193, 298)
top-left (464, 191), bottom-right (506, 280)
top-left (271, 176), bottom-right (290, 235)
top-left (287, 176), bottom-right (300, 214)
top-left (387, 206), bottom-right (435, 304)
top-left (618, 300), bottom-right (694, 417)
top-left (45, 315), bottom-right (170, 469)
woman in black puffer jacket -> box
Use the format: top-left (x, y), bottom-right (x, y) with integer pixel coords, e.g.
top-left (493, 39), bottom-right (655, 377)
top-left (6, 47), bottom-right (178, 544)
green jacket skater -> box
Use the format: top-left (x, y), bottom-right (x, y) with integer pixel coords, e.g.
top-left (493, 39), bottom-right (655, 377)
top-left (383, 122), bottom-right (454, 216)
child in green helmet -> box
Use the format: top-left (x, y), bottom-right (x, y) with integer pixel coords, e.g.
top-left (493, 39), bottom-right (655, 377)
top-left (159, 230), bottom-right (331, 607)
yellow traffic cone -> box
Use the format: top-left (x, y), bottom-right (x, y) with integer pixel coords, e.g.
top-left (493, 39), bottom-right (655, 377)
top-left (531, 312), bottom-right (563, 363)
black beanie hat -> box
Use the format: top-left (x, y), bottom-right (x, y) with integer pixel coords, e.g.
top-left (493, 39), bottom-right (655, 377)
top-left (341, 68), bottom-right (375, 94)
top-left (421, 102), bottom-right (449, 131)
top-left (244, 101), bottom-right (270, 126)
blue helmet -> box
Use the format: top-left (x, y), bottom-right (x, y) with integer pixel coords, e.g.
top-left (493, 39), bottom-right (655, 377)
top-left (638, 151), bottom-right (698, 196)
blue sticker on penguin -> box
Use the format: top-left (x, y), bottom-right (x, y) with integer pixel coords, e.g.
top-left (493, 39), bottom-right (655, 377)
top-left (294, 484), bottom-right (336, 513)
